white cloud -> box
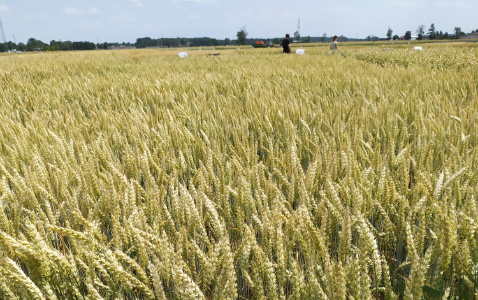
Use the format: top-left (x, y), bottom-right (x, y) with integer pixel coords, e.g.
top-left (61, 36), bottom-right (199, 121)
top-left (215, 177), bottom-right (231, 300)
top-left (63, 7), bottom-right (82, 15)
top-left (24, 13), bottom-right (50, 21)
top-left (110, 13), bottom-right (138, 22)
top-left (0, 4), bottom-right (9, 11)
top-left (62, 7), bottom-right (101, 15)
top-left (128, 0), bottom-right (144, 7)
top-left (186, 14), bottom-right (201, 20)
top-left (173, 0), bottom-right (218, 4)
top-left (87, 8), bottom-right (100, 14)
top-left (75, 21), bottom-right (103, 29)
top-left (436, 1), bottom-right (471, 9)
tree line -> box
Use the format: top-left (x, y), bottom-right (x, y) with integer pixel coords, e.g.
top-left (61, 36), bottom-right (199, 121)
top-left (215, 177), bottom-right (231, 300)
top-left (0, 38), bottom-right (121, 52)
top-left (1, 24), bottom-right (474, 52)
top-left (134, 37), bottom-right (230, 48)
top-left (0, 36), bottom-right (229, 52)
top-left (0, 38), bottom-right (137, 52)
top-left (386, 24), bottom-right (469, 41)
top-left (236, 27), bottom-right (356, 45)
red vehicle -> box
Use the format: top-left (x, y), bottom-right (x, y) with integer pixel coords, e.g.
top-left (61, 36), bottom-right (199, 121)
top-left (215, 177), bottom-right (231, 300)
top-left (253, 40), bottom-right (269, 48)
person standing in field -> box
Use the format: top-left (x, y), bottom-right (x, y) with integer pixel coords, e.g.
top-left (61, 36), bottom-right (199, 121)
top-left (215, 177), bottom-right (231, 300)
top-left (282, 34), bottom-right (291, 54)
top-left (330, 35), bottom-right (338, 51)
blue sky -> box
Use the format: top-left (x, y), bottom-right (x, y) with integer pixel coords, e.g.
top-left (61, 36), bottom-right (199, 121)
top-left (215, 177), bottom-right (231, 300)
top-left (0, 0), bottom-right (476, 43)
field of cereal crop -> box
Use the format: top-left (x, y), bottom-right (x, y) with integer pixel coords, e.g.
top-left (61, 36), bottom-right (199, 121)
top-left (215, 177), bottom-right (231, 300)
top-left (0, 43), bottom-right (478, 299)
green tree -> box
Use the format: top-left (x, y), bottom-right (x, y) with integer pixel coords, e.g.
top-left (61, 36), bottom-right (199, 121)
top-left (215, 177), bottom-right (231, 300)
top-left (26, 38), bottom-right (37, 51)
top-left (386, 27), bottom-right (393, 41)
top-left (17, 42), bottom-right (26, 51)
top-left (224, 38), bottom-right (231, 45)
top-left (416, 25), bottom-right (425, 35)
top-left (454, 27), bottom-right (464, 38)
top-left (393, 35), bottom-right (399, 40)
top-left (236, 27), bottom-right (247, 45)
top-left (7, 41), bottom-right (16, 50)
top-left (404, 31), bottom-right (412, 40)
top-left (428, 23), bottom-right (436, 40)
top-left (49, 40), bottom-right (60, 51)
top-left (135, 37), bottom-right (153, 48)
top-left (416, 25), bottom-right (425, 40)
top-left (60, 41), bottom-right (72, 51)
top-left (321, 33), bottom-right (327, 43)
top-left (26, 38), bottom-right (46, 51)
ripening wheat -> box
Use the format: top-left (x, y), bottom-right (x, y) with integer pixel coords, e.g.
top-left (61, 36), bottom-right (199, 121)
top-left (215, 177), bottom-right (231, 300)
top-left (0, 43), bottom-right (477, 299)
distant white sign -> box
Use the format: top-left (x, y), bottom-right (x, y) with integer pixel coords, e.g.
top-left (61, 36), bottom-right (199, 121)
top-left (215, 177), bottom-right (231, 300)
top-left (178, 52), bottom-right (188, 57)
top-left (413, 46), bottom-right (423, 51)
top-left (295, 49), bottom-right (305, 55)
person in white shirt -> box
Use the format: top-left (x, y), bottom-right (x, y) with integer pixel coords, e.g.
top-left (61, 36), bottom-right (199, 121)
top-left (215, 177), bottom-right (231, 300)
top-left (330, 35), bottom-right (338, 51)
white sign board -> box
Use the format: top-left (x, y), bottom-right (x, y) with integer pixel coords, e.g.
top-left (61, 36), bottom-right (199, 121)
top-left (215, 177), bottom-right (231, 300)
top-left (178, 52), bottom-right (188, 57)
top-left (295, 49), bottom-right (305, 55)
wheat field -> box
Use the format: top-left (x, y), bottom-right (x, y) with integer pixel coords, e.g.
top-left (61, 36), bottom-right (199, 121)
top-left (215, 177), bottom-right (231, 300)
top-left (0, 43), bottom-right (477, 299)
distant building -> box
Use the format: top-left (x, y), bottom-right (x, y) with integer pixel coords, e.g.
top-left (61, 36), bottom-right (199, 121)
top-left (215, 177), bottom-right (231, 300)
top-left (463, 32), bottom-right (478, 39)
top-left (399, 35), bottom-right (419, 41)
top-left (107, 45), bottom-right (136, 50)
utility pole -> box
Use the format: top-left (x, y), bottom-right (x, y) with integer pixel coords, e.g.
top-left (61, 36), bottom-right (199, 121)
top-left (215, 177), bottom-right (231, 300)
top-left (298, 17), bottom-right (300, 36)
top-left (0, 19), bottom-right (6, 43)
top-left (294, 17), bottom-right (301, 42)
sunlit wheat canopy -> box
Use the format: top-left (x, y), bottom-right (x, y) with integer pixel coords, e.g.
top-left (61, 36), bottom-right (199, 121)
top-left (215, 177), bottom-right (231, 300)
top-left (0, 43), bottom-right (477, 299)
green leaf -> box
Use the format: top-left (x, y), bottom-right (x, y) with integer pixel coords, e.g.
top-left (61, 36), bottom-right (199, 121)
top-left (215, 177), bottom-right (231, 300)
top-left (422, 285), bottom-right (441, 300)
